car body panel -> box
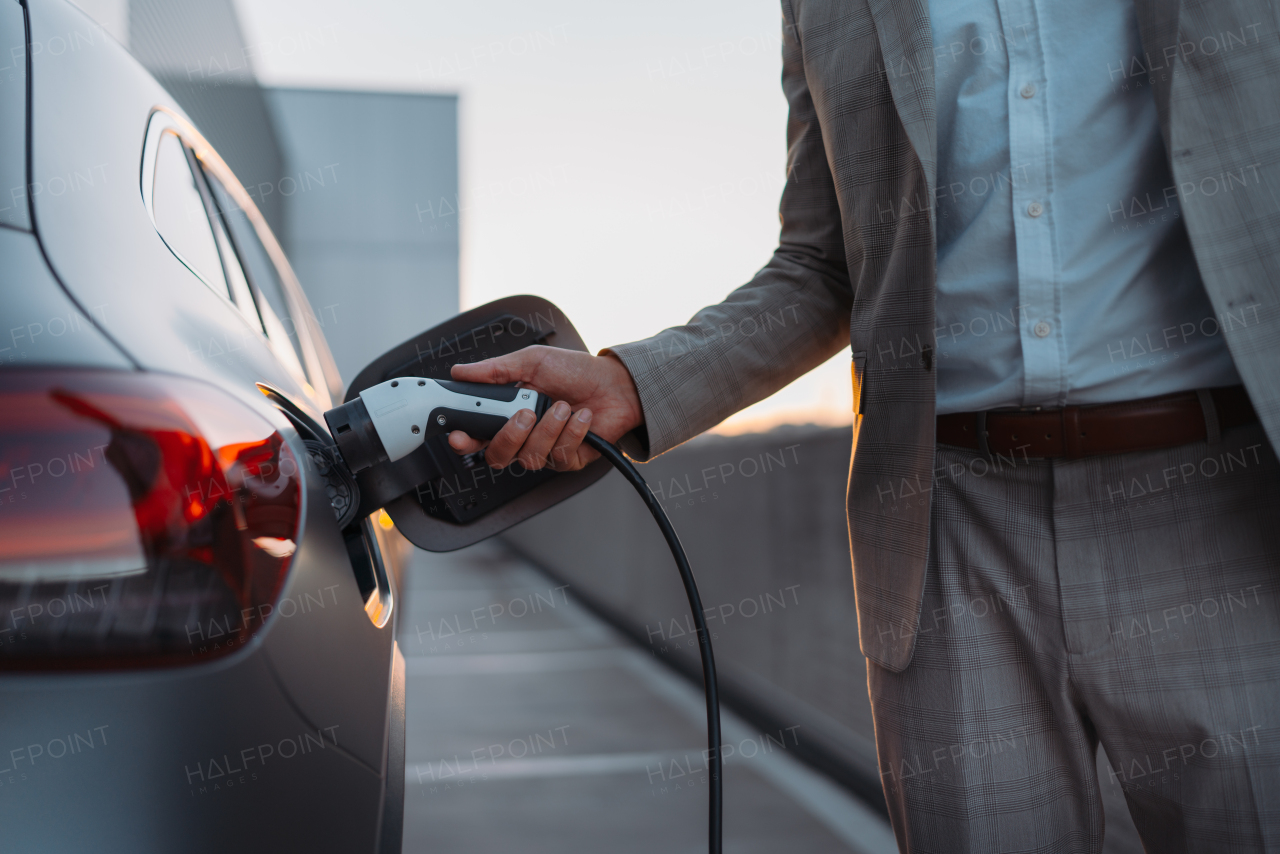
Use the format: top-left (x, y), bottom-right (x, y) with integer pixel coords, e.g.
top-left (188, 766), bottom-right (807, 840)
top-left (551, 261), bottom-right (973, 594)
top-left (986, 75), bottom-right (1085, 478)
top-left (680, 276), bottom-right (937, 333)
top-left (0, 649), bottom-right (381, 852)
top-left (0, 330), bottom-right (398, 849)
top-left (0, 227), bottom-right (131, 368)
top-left (259, 463), bottom-right (396, 773)
top-left (25, 0), bottom-right (327, 423)
top-left (1, 0), bottom-right (408, 848)
top-left (0, 0), bottom-right (30, 231)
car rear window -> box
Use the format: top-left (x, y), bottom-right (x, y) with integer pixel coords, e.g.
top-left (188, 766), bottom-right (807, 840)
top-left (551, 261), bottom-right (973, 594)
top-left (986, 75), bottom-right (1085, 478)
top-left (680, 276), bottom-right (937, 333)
top-left (151, 132), bottom-right (230, 300)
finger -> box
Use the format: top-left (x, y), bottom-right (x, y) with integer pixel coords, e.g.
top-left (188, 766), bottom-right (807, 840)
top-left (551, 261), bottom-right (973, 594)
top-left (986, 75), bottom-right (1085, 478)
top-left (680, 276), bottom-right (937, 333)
top-left (450, 348), bottom-right (544, 386)
top-left (516, 401), bottom-right (571, 471)
top-left (548, 408), bottom-right (593, 471)
top-left (482, 408), bottom-right (537, 468)
top-left (448, 431), bottom-right (487, 455)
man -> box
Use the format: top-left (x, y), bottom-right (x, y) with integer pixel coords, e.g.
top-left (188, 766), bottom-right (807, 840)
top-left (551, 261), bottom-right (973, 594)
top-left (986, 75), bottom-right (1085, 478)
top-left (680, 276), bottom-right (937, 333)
top-left (449, 0), bottom-right (1280, 849)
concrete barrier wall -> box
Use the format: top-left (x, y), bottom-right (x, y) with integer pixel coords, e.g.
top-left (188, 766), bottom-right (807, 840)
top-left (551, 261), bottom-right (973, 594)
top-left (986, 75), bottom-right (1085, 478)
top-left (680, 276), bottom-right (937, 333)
top-left (503, 425), bottom-right (886, 803)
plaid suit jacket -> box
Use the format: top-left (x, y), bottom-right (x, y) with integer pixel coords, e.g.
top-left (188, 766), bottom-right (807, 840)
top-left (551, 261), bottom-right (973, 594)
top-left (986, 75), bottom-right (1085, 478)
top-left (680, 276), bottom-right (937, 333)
top-left (608, 0), bottom-right (1280, 672)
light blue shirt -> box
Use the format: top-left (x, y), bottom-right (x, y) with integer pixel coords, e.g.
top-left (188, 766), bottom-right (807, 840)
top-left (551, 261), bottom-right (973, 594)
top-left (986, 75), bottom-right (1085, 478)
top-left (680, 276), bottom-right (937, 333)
top-left (929, 0), bottom-right (1241, 414)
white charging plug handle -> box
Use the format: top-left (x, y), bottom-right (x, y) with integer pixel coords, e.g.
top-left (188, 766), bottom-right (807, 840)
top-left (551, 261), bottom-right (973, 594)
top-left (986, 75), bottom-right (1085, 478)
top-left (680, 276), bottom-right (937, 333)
top-left (359, 378), bottom-right (542, 463)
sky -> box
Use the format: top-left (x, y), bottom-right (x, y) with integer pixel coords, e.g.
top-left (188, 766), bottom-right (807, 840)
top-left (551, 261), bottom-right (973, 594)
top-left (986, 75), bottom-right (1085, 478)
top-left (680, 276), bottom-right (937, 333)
top-left (232, 0), bottom-right (853, 433)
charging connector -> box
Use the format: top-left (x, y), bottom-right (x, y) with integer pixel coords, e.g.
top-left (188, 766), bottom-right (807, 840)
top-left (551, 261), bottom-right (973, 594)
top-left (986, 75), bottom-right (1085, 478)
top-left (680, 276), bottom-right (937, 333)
top-left (325, 378), bottom-right (550, 474)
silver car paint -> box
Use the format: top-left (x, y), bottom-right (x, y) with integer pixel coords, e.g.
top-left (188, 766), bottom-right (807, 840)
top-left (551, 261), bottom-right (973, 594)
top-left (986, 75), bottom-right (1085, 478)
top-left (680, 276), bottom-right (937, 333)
top-left (26, 0), bottom-right (323, 420)
top-left (0, 0), bottom-right (405, 850)
top-left (1, 0), bottom-right (29, 231)
top-left (0, 228), bottom-right (131, 368)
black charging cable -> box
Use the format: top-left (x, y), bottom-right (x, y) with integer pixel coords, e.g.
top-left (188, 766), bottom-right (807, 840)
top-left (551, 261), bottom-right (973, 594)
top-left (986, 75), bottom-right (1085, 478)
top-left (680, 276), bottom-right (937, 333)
top-left (322, 386), bottom-right (723, 849)
top-left (582, 432), bottom-right (723, 854)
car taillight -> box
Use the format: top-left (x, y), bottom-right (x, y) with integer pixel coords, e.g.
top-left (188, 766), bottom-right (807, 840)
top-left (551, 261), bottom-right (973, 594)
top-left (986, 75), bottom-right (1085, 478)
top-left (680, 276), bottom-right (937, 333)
top-left (0, 369), bottom-right (302, 670)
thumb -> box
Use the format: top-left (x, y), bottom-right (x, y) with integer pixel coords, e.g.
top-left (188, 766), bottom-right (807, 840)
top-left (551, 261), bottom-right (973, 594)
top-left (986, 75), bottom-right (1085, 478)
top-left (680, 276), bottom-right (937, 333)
top-left (449, 349), bottom-right (537, 385)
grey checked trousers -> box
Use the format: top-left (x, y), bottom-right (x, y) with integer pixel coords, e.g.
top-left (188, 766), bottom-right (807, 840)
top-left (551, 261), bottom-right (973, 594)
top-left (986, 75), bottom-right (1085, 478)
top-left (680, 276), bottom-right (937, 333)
top-left (869, 422), bottom-right (1280, 853)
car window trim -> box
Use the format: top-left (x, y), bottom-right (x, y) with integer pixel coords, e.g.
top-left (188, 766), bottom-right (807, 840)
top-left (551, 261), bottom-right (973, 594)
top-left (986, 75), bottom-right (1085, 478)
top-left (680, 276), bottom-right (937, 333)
top-left (199, 167), bottom-right (286, 345)
top-left (190, 155), bottom-right (269, 334)
top-left (140, 118), bottom-right (232, 301)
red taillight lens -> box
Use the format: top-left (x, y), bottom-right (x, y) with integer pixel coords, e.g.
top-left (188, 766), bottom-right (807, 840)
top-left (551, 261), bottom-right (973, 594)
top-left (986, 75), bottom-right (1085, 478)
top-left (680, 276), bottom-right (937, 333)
top-left (0, 369), bottom-right (302, 669)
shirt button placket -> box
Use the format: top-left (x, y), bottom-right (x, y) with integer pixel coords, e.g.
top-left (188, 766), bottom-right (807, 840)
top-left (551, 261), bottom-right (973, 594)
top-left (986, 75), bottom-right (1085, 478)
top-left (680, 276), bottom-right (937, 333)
top-left (1005, 0), bottom-right (1059, 405)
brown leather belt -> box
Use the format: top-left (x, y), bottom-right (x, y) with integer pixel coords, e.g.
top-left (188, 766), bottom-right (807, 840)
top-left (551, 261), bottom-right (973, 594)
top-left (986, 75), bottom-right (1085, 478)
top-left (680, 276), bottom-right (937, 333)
top-left (936, 385), bottom-right (1257, 459)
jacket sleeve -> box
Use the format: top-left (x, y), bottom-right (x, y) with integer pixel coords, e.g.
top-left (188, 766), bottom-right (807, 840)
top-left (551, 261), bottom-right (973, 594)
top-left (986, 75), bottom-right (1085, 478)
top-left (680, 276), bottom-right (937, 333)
top-left (604, 2), bottom-right (855, 460)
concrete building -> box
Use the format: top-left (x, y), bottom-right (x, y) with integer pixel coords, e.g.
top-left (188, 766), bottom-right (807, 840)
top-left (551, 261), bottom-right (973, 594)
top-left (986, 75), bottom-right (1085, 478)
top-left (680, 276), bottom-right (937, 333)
top-left (263, 87), bottom-right (459, 381)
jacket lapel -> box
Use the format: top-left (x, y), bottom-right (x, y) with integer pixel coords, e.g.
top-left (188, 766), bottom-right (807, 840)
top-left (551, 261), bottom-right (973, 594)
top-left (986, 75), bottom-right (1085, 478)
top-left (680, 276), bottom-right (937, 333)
top-left (866, 0), bottom-right (938, 199)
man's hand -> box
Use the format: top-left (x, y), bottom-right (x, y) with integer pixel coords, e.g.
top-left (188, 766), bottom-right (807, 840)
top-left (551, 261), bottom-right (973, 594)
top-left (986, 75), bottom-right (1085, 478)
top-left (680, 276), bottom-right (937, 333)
top-left (447, 346), bottom-right (644, 471)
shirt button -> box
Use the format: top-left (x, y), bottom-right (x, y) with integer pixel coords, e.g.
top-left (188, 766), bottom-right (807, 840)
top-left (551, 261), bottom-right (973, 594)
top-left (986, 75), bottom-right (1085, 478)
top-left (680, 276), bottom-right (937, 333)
top-left (1020, 83), bottom-right (1037, 98)
top-left (1033, 321), bottom-right (1052, 338)
top-left (1027, 201), bottom-right (1044, 217)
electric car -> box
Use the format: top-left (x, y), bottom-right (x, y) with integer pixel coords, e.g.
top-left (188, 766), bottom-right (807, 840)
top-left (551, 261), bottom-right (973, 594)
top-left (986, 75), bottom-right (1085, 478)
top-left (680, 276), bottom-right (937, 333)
top-left (0, 0), bottom-right (409, 850)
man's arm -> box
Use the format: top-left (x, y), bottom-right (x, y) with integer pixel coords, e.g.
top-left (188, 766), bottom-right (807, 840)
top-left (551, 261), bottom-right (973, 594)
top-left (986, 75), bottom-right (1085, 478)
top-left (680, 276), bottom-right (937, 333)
top-left (451, 3), bottom-right (854, 468)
